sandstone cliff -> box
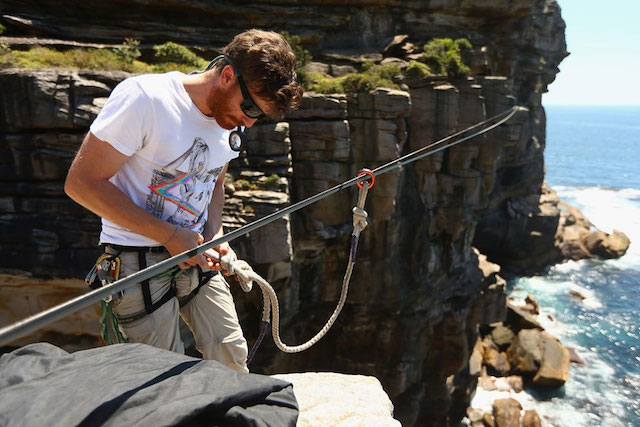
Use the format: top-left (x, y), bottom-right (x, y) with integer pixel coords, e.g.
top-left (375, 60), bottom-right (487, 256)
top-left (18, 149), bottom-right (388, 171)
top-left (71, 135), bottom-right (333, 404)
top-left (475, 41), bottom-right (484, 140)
top-left (0, 1), bottom-right (572, 425)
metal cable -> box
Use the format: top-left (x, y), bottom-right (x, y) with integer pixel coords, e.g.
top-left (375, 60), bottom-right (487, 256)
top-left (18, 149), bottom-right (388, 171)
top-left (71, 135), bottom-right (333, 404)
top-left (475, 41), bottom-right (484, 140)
top-left (0, 105), bottom-right (521, 346)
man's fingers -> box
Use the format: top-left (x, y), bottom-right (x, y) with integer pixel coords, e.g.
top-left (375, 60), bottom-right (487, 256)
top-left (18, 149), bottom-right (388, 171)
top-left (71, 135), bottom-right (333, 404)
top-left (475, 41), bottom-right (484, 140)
top-left (193, 255), bottom-right (209, 269)
top-left (204, 248), bottom-right (220, 261)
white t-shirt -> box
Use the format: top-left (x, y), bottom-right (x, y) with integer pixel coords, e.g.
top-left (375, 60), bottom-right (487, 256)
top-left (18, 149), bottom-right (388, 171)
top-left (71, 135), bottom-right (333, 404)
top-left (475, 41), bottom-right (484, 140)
top-left (90, 72), bottom-right (239, 246)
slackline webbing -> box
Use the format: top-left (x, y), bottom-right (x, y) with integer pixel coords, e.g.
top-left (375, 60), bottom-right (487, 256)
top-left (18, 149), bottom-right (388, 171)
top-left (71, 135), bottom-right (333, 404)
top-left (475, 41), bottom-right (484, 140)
top-left (0, 105), bottom-right (522, 346)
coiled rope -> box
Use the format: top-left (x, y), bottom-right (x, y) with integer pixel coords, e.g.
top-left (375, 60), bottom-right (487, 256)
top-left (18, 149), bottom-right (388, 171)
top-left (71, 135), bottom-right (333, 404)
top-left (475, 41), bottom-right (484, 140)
top-left (0, 105), bottom-right (521, 347)
top-left (212, 177), bottom-right (372, 363)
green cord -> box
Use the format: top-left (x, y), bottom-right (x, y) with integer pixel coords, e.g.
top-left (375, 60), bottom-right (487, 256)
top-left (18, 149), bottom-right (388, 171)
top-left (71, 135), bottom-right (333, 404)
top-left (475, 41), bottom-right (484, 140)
top-left (99, 300), bottom-right (127, 344)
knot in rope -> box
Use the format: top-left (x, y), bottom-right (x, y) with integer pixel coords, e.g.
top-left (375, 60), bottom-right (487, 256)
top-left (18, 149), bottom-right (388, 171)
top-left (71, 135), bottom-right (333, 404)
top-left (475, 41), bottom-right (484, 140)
top-left (219, 250), bottom-right (254, 292)
top-left (352, 207), bottom-right (368, 233)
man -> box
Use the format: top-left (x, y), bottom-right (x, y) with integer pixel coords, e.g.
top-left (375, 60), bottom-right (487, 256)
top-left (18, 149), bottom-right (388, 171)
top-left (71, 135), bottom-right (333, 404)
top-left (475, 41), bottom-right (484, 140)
top-left (65, 29), bottom-right (303, 373)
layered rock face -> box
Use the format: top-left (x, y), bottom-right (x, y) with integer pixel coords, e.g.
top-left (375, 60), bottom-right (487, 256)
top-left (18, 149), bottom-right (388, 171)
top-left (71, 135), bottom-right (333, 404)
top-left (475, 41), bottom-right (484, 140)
top-left (0, 1), bottom-right (571, 425)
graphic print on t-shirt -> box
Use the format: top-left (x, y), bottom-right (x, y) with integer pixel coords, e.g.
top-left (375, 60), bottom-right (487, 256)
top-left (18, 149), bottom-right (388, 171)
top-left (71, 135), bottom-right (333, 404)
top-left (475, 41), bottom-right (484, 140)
top-left (145, 137), bottom-right (222, 230)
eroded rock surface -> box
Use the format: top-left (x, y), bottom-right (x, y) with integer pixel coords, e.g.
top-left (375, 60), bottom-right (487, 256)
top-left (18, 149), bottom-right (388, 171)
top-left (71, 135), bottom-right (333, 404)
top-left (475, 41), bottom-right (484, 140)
top-left (273, 372), bottom-right (400, 426)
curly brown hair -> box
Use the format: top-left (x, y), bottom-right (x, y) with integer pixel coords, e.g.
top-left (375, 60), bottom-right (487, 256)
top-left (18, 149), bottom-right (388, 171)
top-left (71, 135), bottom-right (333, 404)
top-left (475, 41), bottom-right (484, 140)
top-left (222, 29), bottom-right (303, 120)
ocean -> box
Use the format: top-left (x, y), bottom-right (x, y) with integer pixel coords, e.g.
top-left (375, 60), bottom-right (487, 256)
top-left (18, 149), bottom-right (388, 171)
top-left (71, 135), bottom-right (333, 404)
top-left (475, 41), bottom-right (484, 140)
top-left (471, 106), bottom-right (640, 426)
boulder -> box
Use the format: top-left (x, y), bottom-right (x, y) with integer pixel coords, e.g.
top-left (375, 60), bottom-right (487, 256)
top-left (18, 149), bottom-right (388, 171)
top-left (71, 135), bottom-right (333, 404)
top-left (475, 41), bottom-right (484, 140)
top-left (469, 338), bottom-right (484, 376)
top-left (586, 229), bottom-right (631, 259)
top-left (505, 302), bottom-right (544, 332)
top-left (507, 329), bottom-right (543, 373)
top-left (522, 410), bottom-right (542, 427)
top-left (492, 398), bottom-right (522, 427)
top-left (554, 201), bottom-right (593, 260)
top-left (556, 201), bottom-right (631, 261)
top-left (382, 34), bottom-right (416, 58)
top-left (478, 375), bottom-right (497, 391)
top-left (491, 324), bottom-right (516, 349)
top-left (524, 294), bottom-right (540, 315)
top-left (507, 375), bottom-right (524, 393)
top-left (483, 411), bottom-right (495, 427)
top-left (483, 347), bottom-right (511, 376)
top-left (531, 333), bottom-right (570, 387)
top-left (567, 346), bottom-right (586, 365)
top-left (467, 407), bottom-right (484, 423)
top-left (272, 372), bottom-right (400, 426)
top-left (569, 289), bottom-right (587, 300)
top-left (507, 328), bottom-right (570, 387)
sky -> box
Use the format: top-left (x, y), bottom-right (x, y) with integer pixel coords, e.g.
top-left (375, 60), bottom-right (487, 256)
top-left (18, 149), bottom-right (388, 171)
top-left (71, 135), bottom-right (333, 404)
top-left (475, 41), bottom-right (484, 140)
top-left (543, 0), bottom-right (640, 105)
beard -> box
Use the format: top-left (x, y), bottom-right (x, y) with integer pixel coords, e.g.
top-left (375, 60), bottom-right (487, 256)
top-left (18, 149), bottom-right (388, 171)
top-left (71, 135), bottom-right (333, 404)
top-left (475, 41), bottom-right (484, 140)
top-left (205, 86), bottom-right (238, 130)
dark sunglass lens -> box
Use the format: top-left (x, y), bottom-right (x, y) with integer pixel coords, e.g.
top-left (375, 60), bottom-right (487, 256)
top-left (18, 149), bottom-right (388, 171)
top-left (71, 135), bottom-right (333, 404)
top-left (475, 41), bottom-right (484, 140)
top-left (242, 102), bottom-right (264, 119)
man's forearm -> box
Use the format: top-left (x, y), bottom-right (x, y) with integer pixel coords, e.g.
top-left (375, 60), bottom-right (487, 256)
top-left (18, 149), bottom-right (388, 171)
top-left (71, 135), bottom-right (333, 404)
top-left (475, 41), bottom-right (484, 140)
top-left (66, 176), bottom-right (175, 245)
top-left (203, 165), bottom-right (228, 242)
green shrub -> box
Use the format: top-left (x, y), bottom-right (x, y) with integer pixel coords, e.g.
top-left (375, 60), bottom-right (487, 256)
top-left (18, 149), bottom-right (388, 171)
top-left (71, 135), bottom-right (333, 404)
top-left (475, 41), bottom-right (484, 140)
top-left (263, 174), bottom-right (280, 187)
top-left (0, 24), bottom-right (6, 35)
top-left (0, 43), bottom-right (9, 57)
top-left (420, 38), bottom-right (472, 78)
top-left (112, 38), bottom-right (141, 64)
top-left (233, 179), bottom-right (258, 191)
top-left (280, 31), bottom-right (311, 71)
top-left (302, 71), bottom-right (338, 93)
top-left (361, 61), bottom-right (375, 72)
top-left (406, 60), bottom-right (432, 78)
top-left (153, 42), bottom-right (204, 67)
top-left (304, 63), bottom-right (401, 94)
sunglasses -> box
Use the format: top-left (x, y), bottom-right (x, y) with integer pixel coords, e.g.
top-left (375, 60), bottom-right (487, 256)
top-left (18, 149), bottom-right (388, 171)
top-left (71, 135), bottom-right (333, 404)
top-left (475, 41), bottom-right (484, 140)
top-left (205, 55), bottom-right (265, 120)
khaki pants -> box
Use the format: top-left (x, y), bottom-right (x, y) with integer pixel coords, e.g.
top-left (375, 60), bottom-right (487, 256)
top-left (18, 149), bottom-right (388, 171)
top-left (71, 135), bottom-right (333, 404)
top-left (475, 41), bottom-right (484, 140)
top-left (106, 248), bottom-right (248, 373)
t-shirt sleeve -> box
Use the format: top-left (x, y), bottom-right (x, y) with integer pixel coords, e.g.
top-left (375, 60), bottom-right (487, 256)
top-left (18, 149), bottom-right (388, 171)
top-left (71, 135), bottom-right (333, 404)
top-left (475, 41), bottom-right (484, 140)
top-left (90, 79), bottom-right (152, 156)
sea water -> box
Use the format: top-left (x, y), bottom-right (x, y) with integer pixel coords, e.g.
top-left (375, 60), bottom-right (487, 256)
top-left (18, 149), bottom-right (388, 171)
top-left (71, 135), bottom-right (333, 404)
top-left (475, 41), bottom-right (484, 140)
top-left (471, 106), bottom-right (640, 426)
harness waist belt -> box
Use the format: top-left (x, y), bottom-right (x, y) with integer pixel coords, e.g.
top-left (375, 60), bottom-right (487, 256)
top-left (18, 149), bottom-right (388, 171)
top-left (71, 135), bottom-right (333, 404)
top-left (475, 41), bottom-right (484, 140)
top-left (103, 244), bottom-right (167, 254)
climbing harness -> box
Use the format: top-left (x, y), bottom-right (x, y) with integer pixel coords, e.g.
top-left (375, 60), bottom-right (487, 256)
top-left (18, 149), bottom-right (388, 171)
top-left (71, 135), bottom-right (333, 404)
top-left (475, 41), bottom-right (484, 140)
top-left (88, 245), bottom-right (215, 339)
top-left (0, 105), bottom-right (521, 347)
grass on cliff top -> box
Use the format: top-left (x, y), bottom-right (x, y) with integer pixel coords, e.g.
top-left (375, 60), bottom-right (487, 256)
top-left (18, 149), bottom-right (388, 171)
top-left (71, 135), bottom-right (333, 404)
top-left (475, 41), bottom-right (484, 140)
top-left (0, 41), bottom-right (209, 74)
top-left (299, 38), bottom-right (472, 94)
top-left (0, 36), bottom-right (473, 94)
top-left (302, 62), bottom-right (403, 94)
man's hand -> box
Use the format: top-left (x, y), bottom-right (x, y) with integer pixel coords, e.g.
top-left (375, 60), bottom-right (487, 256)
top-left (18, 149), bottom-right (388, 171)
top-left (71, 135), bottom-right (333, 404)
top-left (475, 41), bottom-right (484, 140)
top-left (164, 226), bottom-right (214, 270)
top-left (205, 242), bottom-right (236, 276)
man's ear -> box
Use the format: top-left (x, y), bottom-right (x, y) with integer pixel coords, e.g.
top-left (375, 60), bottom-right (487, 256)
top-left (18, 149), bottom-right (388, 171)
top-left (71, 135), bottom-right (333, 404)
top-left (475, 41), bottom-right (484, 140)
top-left (219, 65), bottom-right (235, 88)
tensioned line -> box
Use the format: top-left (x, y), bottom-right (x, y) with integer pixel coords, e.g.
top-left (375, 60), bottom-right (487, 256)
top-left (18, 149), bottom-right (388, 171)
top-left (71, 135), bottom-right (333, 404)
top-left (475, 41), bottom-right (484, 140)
top-left (0, 105), bottom-right (521, 346)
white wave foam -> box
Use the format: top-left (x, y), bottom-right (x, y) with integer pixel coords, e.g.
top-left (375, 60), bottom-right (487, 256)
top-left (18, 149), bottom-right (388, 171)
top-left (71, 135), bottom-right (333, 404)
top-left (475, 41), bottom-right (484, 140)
top-left (552, 259), bottom-right (587, 273)
top-left (553, 186), bottom-right (640, 268)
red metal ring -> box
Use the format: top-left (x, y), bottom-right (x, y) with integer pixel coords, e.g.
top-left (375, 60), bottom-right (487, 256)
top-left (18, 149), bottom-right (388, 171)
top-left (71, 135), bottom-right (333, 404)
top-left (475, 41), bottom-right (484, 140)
top-left (356, 169), bottom-right (375, 189)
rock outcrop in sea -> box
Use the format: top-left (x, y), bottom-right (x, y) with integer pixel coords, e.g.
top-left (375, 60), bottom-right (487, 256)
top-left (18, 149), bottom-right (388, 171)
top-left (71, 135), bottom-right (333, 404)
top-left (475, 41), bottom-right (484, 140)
top-left (0, 0), bottom-right (630, 424)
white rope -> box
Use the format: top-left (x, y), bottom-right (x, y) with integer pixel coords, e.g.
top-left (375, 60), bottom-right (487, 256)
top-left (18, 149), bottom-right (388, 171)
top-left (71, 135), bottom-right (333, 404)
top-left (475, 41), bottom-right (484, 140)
top-left (211, 182), bottom-right (370, 353)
